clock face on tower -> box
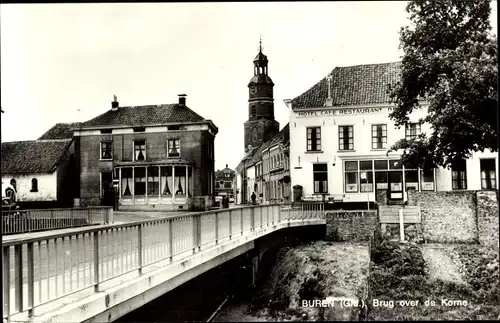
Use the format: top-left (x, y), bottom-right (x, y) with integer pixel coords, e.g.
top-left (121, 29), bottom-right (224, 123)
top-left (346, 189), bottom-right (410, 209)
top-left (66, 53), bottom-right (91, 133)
top-left (250, 87), bottom-right (257, 95)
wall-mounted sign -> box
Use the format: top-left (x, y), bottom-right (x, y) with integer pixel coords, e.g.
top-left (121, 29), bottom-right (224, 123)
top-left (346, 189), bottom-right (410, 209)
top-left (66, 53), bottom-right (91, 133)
top-left (302, 195), bottom-right (323, 202)
top-left (295, 106), bottom-right (424, 118)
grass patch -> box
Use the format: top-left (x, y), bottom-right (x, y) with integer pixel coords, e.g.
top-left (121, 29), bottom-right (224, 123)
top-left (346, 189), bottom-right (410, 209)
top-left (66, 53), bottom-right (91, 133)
top-left (368, 236), bottom-right (499, 320)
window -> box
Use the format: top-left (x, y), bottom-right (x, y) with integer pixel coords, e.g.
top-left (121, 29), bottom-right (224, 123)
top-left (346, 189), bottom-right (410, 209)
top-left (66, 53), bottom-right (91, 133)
top-left (101, 141), bottom-right (113, 160)
top-left (359, 161), bottom-right (373, 192)
top-left (451, 160), bottom-right (467, 190)
top-left (307, 127), bottom-right (322, 152)
top-left (420, 169), bottom-right (435, 191)
top-left (121, 168), bottom-right (133, 196)
top-left (251, 105), bottom-right (256, 117)
top-left (168, 139), bottom-right (180, 157)
top-left (371, 124), bottom-right (387, 149)
top-left (30, 178), bottom-right (38, 192)
top-left (134, 168), bottom-right (146, 196)
top-left (313, 163), bottom-right (328, 193)
top-left (345, 161), bottom-right (358, 193)
top-left (147, 167), bottom-right (159, 196)
top-left (480, 159), bottom-right (497, 189)
top-left (133, 127), bottom-right (145, 133)
top-left (338, 125), bottom-right (354, 151)
top-left (405, 123), bottom-right (421, 140)
top-left (405, 170), bottom-right (419, 190)
top-left (224, 182), bottom-right (232, 189)
top-left (134, 140), bottom-right (146, 161)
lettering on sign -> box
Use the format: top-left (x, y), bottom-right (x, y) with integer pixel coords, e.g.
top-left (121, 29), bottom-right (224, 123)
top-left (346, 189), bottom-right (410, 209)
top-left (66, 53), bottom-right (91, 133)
top-left (295, 106), bottom-right (424, 117)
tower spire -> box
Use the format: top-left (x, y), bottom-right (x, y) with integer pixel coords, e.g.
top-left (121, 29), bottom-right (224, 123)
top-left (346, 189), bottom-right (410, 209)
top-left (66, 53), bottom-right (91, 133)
top-left (259, 35), bottom-right (263, 53)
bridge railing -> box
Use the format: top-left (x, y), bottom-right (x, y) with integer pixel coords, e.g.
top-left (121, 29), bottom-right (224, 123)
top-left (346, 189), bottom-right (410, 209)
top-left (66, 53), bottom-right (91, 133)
top-left (2, 204), bottom-right (324, 321)
top-left (2, 207), bottom-right (113, 235)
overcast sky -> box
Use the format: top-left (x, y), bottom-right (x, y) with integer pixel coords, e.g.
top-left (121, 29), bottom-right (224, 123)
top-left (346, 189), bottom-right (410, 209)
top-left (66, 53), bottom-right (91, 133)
top-left (1, 2), bottom-right (497, 171)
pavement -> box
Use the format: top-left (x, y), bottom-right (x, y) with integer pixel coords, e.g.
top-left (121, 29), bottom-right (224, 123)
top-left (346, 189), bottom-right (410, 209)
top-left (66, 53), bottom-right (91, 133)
top-left (112, 203), bottom-right (241, 223)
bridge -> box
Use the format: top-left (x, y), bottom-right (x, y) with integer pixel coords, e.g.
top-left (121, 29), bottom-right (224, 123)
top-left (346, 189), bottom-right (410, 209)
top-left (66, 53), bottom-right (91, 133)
top-left (3, 204), bottom-right (325, 323)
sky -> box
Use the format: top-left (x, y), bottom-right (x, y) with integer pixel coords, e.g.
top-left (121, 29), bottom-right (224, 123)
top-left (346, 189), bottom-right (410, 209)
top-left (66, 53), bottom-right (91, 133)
top-left (1, 1), bottom-right (497, 171)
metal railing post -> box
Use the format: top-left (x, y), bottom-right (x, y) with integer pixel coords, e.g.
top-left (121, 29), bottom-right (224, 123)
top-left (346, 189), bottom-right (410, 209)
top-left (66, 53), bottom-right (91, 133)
top-left (14, 245), bottom-right (23, 312)
top-left (3, 246), bottom-right (11, 321)
top-left (192, 214), bottom-right (201, 253)
top-left (27, 242), bottom-right (35, 317)
top-left (251, 207), bottom-right (255, 231)
top-left (215, 213), bottom-right (219, 244)
top-left (168, 219), bottom-right (174, 262)
top-left (240, 208), bottom-right (244, 235)
top-left (229, 210), bottom-right (232, 239)
top-left (93, 231), bottom-right (100, 292)
top-left (138, 224), bottom-right (143, 274)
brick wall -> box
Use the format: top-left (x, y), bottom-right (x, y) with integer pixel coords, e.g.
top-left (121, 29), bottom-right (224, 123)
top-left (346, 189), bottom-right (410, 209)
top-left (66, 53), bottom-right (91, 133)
top-left (325, 210), bottom-right (377, 242)
top-left (407, 190), bottom-right (478, 243)
top-left (476, 190), bottom-right (499, 250)
top-left (77, 129), bottom-right (214, 206)
top-left (243, 119), bottom-right (279, 152)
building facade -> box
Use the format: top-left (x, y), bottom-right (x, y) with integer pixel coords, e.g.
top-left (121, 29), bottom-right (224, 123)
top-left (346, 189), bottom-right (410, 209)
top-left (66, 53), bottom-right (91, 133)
top-left (1, 139), bottom-right (76, 208)
top-left (286, 62), bottom-right (498, 207)
top-left (235, 43), bottom-right (291, 205)
top-left (73, 95), bottom-right (218, 211)
top-left (215, 164), bottom-right (235, 200)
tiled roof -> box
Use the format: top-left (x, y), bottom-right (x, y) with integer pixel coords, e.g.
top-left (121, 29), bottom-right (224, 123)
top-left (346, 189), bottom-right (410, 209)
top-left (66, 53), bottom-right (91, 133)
top-left (38, 122), bottom-right (82, 140)
top-left (1, 139), bottom-right (73, 174)
top-left (291, 62), bottom-right (401, 109)
top-left (269, 123), bottom-right (289, 146)
top-left (215, 167), bottom-right (235, 178)
top-left (235, 146), bottom-right (258, 174)
top-left (79, 104), bottom-right (207, 128)
top-left (238, 123), bottom-right (290, 169)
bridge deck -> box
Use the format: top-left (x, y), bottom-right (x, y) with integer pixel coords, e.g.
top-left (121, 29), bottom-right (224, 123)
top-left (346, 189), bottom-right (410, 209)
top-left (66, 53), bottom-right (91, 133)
top-left (2, 204), bottom-right (325, 323)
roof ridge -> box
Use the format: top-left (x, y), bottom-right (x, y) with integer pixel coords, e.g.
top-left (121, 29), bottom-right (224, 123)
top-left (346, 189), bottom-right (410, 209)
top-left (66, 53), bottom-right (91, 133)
top-left (2, 138), bottom-right (72, 144)
top-left (333, 61), bottom-right (401, 69)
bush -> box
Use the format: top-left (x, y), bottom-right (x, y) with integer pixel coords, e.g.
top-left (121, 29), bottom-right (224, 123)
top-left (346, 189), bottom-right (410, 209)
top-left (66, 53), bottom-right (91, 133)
top-left (298, 277), bottom-right (322, 301)
top-left (451, 245), bottom-right (500, 304)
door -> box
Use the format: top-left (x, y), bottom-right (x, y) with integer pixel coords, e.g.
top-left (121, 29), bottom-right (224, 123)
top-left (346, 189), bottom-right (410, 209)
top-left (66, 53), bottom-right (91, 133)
top-left (101, 172), bottom-right (113, 206)
top-left (388, 171), bottom-right (403, 201)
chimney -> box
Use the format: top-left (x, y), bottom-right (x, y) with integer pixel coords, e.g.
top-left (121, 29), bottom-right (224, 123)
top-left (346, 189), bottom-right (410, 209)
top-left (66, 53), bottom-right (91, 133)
top-left (325, 75), bottom-right (333, 107)
top-left (178, 94), bottom-right (187, 106)
top-left (111, 95), bottom-right (119, 111)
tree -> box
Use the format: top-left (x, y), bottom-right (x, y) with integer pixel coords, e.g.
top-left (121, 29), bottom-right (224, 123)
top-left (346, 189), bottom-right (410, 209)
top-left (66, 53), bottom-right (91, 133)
top-left (388, 0), bottom-right (498, 170)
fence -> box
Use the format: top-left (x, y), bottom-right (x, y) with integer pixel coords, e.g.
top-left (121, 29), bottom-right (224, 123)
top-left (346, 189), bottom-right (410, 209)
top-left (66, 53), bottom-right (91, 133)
top-left (2, 207), bottom-right (113, 235)
top-left (2, 204), bottom-right (324, 321)
top-left (378, 206), bottom-right (421, 241)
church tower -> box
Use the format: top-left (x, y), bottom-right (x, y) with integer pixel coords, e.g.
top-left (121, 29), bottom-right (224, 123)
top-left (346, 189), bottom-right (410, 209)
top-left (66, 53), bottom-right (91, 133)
top-left (244, 39), bottom-right (279, 153)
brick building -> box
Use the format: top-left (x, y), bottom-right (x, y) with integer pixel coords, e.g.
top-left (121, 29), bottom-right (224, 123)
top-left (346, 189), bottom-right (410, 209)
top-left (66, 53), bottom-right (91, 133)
top-left (73, 95), bottom-right (218, 211)
top-left (214, 165), bottom-right (235, 200)
top-left (234, 42), bottom-right (291, 204)
top-left (285, 62), bottom-right (498, 207)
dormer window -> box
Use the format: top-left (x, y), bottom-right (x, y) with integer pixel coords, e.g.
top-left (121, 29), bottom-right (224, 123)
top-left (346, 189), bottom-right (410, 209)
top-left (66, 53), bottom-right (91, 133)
top-left (134, 140), bottom-right (146, 161)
